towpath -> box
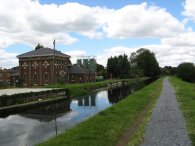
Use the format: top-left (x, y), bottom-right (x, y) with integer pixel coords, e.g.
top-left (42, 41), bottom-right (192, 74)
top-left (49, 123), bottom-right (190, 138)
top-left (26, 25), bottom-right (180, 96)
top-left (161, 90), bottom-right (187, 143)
top-left (142, 77), bottom-right (191, 146)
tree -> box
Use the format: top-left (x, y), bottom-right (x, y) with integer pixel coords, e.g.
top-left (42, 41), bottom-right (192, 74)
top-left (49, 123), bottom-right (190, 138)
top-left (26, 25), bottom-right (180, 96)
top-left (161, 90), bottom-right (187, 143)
top-left (107, 56), bottom-right (118, 78)
top-left (35, 43), bottom-right (44, 50)
top-left (130, 48), bottom-right (160, 77)
top-left (107, 54), bottom-right (130, 79)
top-left (164, 66), bottom-right (177, 75)
top-left (177, 62), bottom-right (195, 82)
top-left (97, 64), bottom-right (106, 77)
top-left (161, 67), bottom-right (171, 76)
top-left (117, 54), bottom-right (130, 78)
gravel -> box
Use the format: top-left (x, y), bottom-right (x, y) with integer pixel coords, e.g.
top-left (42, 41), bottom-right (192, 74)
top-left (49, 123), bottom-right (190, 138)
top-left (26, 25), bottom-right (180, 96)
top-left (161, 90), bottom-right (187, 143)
top-left (141, 77), bottom-right (191, 146)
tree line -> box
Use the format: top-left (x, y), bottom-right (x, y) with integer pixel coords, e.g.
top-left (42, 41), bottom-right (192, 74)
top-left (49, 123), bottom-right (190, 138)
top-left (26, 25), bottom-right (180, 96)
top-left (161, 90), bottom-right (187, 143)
top-left (106, 48), bottom-right (160, 79)
top-left (97, 48), bottom-right (195, 83)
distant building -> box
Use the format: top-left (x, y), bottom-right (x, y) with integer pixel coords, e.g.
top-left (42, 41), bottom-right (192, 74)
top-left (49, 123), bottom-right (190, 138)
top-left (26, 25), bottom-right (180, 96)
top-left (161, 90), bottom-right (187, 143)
top-left (69, 65), bottom-right (95, 84)
top-left (17, 47), bottom-right (71, 86)
top-left (10, 72), bottom-right (20, 86)
top-left (77, 58), bottom-right (97, 73)
top-left (0, 68), bottom-right (18, 86)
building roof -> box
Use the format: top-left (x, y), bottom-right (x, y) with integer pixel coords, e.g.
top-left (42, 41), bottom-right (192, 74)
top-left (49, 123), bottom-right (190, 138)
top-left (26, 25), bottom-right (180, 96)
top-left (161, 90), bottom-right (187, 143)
top-left (68, 65), bottom-right (91, 74)
top-left (0, 69), bottom-right (18, 73)
top-left (17, 47), bottom-right (70, 58)
top-left (10, 72), bottom-right (19, 77)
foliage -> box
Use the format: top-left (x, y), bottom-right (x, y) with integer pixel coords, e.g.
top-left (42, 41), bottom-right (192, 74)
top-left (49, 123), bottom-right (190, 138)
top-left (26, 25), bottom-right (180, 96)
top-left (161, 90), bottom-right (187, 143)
top-left (177, 62), bottom-right (195, 82)
top-left (161, 67), bottom-right (171, 76)
top-left (35, 43), bottom-right (44, 50)
top-left (130, 48), bottom-right (160, 77)
top-left (107, 54), bottom-right (130, 79)
top-left (169, 77), bottom-right (195, 145)
top-left (164, 66), bottom-right (177, 75)
top-left (107, 56), bottom-right (119, 78)
top-left (37, 78), bottom-right (162, 146)
top-left (96, 64), bottom-right (106, 78)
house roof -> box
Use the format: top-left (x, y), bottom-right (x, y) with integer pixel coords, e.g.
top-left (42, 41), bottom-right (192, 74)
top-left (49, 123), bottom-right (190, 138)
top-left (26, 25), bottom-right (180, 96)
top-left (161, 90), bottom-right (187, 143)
top-left (68, 65), bottom-right (91, 74)
top-left (0, 69), bottom-right (18, 73)
top-left (17, 47), bottom-right (70, 58)
top-left (10, 72), bottom-right (19, 77)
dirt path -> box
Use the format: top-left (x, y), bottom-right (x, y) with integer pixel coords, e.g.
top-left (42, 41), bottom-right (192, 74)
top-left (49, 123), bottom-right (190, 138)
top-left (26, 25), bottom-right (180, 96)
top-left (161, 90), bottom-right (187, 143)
top-left (116, 101), bottom-right (151, 146)
top-left (141, 77), bottom-right (191, 146)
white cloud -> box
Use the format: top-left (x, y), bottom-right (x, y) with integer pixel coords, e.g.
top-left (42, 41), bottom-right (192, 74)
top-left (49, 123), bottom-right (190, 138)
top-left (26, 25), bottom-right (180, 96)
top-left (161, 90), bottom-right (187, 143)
top-left (64, 50), bottom-right (87, 64)
top-left (183, 0), bottom-right (195, 22)
top-left (0, 49), bottom-right (18, 68)
top-left (97, 33), bottom-right (195, 67)
top-left (0, 0), bottom-right (194, 68)
top-left (0, 0), bottom-right (187, 49)
top-left (96, 46), bottom-right (137, 66)
top-left (103, 3), bottom-right (186, 38)
top-left (0, 0), bottom-right (103, 50)
top-left (142, 44), bottom-right (195, 67)
top-left (161, 32), bottom-right (195, 47)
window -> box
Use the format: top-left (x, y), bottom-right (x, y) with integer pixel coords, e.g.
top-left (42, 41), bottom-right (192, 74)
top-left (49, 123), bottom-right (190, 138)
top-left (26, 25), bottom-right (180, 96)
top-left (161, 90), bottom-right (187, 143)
top-left (0, 74), bottom-right (2, 77)
top-left (43, 61), bottom-right (49, 68)
top-left (22, 62), bottom-right (28, 69)
top-left (23, 72), bottom-right (28, 84)
top-left (33, 72), bottom-right (38, 85)
top-left (44, 72), bottom-right (49, 84)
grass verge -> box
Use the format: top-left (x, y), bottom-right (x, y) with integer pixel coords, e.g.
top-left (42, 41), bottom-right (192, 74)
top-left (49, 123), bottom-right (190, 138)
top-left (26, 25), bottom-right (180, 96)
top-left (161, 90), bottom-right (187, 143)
top-left (169, 76), bottom-right (195, 146)
top-left (47, 78), bottom-right (147, 98)
top-left (37, 78), bottom-right (163, 146)
top-left (127, 79), bottom-right (162, 146)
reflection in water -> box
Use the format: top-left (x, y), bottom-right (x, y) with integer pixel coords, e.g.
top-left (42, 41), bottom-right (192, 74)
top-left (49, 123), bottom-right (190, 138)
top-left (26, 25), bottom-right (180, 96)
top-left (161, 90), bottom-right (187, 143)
top-left (0, 78), bottom-right (156, 146)
top-left (22, 99), bottom-right (71, 121)
top-left (78, 95), bottom-right (96, 106)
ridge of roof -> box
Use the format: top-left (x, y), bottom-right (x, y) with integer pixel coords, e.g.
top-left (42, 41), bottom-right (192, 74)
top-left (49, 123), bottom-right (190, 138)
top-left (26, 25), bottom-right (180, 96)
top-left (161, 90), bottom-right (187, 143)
top-left (17, 47), bottom-right (70, 58)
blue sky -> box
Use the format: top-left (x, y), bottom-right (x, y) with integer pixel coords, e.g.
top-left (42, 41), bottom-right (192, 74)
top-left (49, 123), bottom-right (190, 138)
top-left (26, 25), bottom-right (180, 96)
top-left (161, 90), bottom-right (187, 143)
top-left (1, 0), bottom-right (195, 68)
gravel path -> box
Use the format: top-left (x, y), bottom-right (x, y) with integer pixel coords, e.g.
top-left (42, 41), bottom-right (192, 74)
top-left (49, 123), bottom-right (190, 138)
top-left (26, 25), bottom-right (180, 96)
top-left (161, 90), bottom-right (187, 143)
top-left (141, 77), bottom-right (191, 146)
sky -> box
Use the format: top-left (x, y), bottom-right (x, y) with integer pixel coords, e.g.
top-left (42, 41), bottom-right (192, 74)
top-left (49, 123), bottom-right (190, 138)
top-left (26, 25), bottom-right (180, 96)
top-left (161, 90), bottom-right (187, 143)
top-left (1, 0), bottom-right (195, 68)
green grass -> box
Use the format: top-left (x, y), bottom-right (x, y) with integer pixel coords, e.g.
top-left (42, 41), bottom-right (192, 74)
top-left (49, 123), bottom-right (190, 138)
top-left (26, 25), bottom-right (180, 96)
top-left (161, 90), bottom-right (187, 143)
top-left (127, 78), bottom-right (162, 146)
top-left (169, 76), bottom-right (195, 146)
top-left (127, 88), bottom-right (160, 146)
top-left (47, 78), bottom-right (147, 98)
top-left (37, 78), bottom-right (163, 146)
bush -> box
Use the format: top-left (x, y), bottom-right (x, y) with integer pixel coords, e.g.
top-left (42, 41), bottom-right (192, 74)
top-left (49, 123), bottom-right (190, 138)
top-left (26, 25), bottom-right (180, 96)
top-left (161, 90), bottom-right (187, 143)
top-left (177, 62), bottom-right (195, 82)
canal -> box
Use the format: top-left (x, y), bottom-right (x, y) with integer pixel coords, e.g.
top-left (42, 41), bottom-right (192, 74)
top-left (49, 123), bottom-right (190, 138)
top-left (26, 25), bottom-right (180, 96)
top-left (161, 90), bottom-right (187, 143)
top-left (0, 78), bottom-right (155, 146)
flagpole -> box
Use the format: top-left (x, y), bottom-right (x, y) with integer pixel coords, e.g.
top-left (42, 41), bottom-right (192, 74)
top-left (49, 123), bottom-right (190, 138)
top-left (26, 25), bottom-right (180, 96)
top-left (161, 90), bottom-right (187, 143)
top-left (53, 39), bottom-right (55, 84)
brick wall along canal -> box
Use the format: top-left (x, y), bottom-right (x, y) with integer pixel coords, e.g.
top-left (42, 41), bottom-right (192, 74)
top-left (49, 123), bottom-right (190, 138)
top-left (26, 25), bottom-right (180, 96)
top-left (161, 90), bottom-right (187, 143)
top-left (0, 78), bottom-right (156, 146)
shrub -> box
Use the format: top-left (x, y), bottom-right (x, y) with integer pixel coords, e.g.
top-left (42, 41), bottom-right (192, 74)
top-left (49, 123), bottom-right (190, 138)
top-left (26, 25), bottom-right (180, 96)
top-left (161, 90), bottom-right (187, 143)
top-left (177, 62), bottom-right (195, 82)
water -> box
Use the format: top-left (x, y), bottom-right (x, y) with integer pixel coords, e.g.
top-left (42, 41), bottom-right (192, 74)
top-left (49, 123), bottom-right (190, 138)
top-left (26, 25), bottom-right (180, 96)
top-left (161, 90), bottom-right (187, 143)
top-left (0, 79), bottom-right (155, 146)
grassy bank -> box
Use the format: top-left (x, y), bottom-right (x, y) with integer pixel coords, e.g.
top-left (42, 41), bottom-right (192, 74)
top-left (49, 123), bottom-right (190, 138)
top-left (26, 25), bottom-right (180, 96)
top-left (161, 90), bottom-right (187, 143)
top-left (169, 77), bottom-right (195, 145)
top-left (38, 78), bottom-right (163, 146)
top-left (47, 78), bottom-right (147, 98)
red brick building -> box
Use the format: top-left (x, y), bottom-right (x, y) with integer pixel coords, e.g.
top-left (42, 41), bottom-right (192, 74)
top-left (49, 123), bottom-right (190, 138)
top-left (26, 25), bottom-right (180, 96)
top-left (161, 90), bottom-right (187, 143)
top-left (69, 65), bottom-right (96, 84)
top-left (0, 68), bottom-right (18, 86)
top-left (17, 47), bottom-right (71, 86)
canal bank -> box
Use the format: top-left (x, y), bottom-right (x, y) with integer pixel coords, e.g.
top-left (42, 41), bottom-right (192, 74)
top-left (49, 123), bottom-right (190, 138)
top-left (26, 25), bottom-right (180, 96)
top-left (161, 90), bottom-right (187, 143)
top-left (0, 79), bottom-right (133, 117)
top-left (0, 78), bottom-right (157, 146)
top-left (37, 78), bottom-right (162, 146)
top-left (0, 89), bottom-right (69, 117)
